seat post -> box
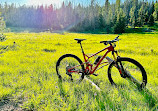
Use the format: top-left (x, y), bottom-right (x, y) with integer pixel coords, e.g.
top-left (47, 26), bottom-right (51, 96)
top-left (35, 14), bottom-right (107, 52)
top-left (74, 38), bottom-right (86, 54)
top-left (79, 42), bottom-right (85, 54)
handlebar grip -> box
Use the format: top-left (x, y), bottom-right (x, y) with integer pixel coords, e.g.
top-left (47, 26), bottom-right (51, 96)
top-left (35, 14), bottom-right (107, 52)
top-left (100, 41), bottom-right (108, 45)
top-left (115, 36), bottom-right (119, 39)
top-left (100, 41), bottom-right (106, 43)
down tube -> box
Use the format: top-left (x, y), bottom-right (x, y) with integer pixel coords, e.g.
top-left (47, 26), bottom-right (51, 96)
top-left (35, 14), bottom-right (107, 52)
top-left (91, 50), bottom-right (110, 74)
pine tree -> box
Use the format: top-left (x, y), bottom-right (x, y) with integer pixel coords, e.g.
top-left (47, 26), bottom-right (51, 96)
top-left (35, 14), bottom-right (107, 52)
top-left (113, 9), bottom-right (126, 34)
top-left (150, 1), bottom-right (155, 15)
top-left (105, 0), bottom-right (109, 15)
top-left (90, 0), bottom-right (96, 30)
top-left (153, 1), bottom-right (158, 20)
top-left (148, 14), bottom-right (154, 26)
top-left (137, 4), bottom-right (145, 27)
top-left (98, 11), bottom-right (105, 29)
top-left (116, 0), bottom-right (121, 12)
top-left (144, 11), bottom-right (149, 25)
top-left (130, 7), bottom-right (136, 27)
top-left (123, 0), bottom-right (132, 25)
top-left (115, 0), bottom-right (121, 20)
top-left (129, 0), bottom-right (138, 28)
top-left (153, 10), bottom-right (158, 21)
top-left (0, 12), bottom-right (6, 41)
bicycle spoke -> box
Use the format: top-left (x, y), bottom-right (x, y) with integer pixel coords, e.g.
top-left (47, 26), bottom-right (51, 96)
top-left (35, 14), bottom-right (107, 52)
top-left (56, 55), bottom-right (84, 82)
top-left (108, 57), bottom-right (147, 88)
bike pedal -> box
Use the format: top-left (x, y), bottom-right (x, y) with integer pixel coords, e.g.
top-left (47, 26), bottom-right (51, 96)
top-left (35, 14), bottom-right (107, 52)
top-left (93, 74), bottom-right (98, 76)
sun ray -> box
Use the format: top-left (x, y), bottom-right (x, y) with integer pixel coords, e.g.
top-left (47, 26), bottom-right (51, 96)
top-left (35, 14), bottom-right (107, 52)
top-left (26, 0), bottom-right (63, 6)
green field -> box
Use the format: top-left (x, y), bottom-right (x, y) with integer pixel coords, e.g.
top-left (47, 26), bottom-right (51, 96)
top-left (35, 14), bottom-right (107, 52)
top-left (0, 32), bottom-right (158, 110)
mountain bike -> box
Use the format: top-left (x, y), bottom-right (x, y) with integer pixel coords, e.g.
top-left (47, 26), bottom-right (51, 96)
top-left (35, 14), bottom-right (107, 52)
top-left (56, 36), bottom-right (147, 88)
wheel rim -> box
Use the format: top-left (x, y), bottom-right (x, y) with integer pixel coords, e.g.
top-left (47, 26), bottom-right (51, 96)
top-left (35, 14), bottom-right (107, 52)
top-left (57, 57), bottom-right (83, 82)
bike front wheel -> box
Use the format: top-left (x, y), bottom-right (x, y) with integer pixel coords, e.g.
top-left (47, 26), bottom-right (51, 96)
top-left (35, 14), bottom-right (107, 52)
top-left (108, 57), bottom-right (147, 88)
top-left (56, 54), bottom-right (85, 82)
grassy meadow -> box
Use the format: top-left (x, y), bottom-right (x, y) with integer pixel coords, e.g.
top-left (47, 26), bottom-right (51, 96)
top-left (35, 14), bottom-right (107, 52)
top-left (0, 32), bottom-right (158, 110)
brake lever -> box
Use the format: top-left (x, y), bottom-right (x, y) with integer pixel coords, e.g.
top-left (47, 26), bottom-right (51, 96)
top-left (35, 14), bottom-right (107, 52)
top-left (104, 41), bottom-right (108, 45)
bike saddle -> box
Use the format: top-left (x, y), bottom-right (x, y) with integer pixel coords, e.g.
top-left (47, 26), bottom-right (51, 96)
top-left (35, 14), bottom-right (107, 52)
top-left (74, 39), bottom-right (86, 43)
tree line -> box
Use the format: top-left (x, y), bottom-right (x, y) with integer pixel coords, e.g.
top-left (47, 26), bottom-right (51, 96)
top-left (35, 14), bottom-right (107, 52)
top-left (0, 0), bottom-right (158, 33)
top-left (0, 11), bottom-right (6, 41)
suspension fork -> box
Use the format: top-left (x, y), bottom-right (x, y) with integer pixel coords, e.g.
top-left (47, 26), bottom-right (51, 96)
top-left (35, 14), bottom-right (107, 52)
top-left (112, 51), bottom-right (127, 78)
top-left (112, 51), bottom-right (117, 62)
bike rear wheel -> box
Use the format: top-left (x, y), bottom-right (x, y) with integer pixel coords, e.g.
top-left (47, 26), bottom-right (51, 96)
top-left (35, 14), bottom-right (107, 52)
top-left (56, 54), bottom-right (85, 82)
top-left (108, 57), bottom-right (147, 88)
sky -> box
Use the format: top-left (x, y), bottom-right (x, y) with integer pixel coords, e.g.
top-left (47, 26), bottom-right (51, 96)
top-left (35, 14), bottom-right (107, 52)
top-left (0, 0), bottom-right (156, 7)
top-left (0, 0), bottom-right (118, 6)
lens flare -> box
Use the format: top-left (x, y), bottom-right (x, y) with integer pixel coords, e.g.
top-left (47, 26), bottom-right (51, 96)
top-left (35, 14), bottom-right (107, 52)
top-left (27, 0), bottom-right (63, 6)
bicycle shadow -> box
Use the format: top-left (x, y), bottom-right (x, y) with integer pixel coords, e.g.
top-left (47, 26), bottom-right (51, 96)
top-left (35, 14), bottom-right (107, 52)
top-left (124, 77), bottom-right (158, 110)
top-left (57, 78), bottom-right (158, 110)
top-left (95, 81), bottom-right (158, 110)
top-left (139, 87), bottom-right (158, 110)
top-left (96, 90), bottom-right (120, 110)
top-left (117, 84), bottom-right (158, 110)
top-left (57, 79), bottom-right (66, 98)
top-left (57, 79), bottom-right (118, 110)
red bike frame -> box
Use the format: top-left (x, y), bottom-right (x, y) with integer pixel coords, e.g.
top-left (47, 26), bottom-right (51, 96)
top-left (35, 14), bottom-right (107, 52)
top-left (68, 42), bottom-right (119, 75)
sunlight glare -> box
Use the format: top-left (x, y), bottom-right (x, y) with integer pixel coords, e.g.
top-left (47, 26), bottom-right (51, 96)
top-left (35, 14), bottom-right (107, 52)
top-left (27, 0), bottom-right (63, 6)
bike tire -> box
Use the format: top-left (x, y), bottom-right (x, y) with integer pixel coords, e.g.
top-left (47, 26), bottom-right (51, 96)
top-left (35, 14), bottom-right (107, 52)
top-left (108, 57), bottom-right (147, 88)
top-left (56, 54), bottom-right (85, 82)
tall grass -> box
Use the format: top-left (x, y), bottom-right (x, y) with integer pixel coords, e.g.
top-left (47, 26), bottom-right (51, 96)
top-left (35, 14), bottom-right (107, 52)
top-left (0, 32), bottom-right (158, 110)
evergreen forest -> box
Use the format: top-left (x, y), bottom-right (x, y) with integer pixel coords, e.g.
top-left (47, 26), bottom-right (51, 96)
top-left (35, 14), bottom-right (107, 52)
top-left (0, 0), bottom-right (158, 33)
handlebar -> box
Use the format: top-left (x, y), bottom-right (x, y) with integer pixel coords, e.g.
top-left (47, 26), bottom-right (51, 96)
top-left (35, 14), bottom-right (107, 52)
top-left (100, 36), bottom-right (119, 45)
